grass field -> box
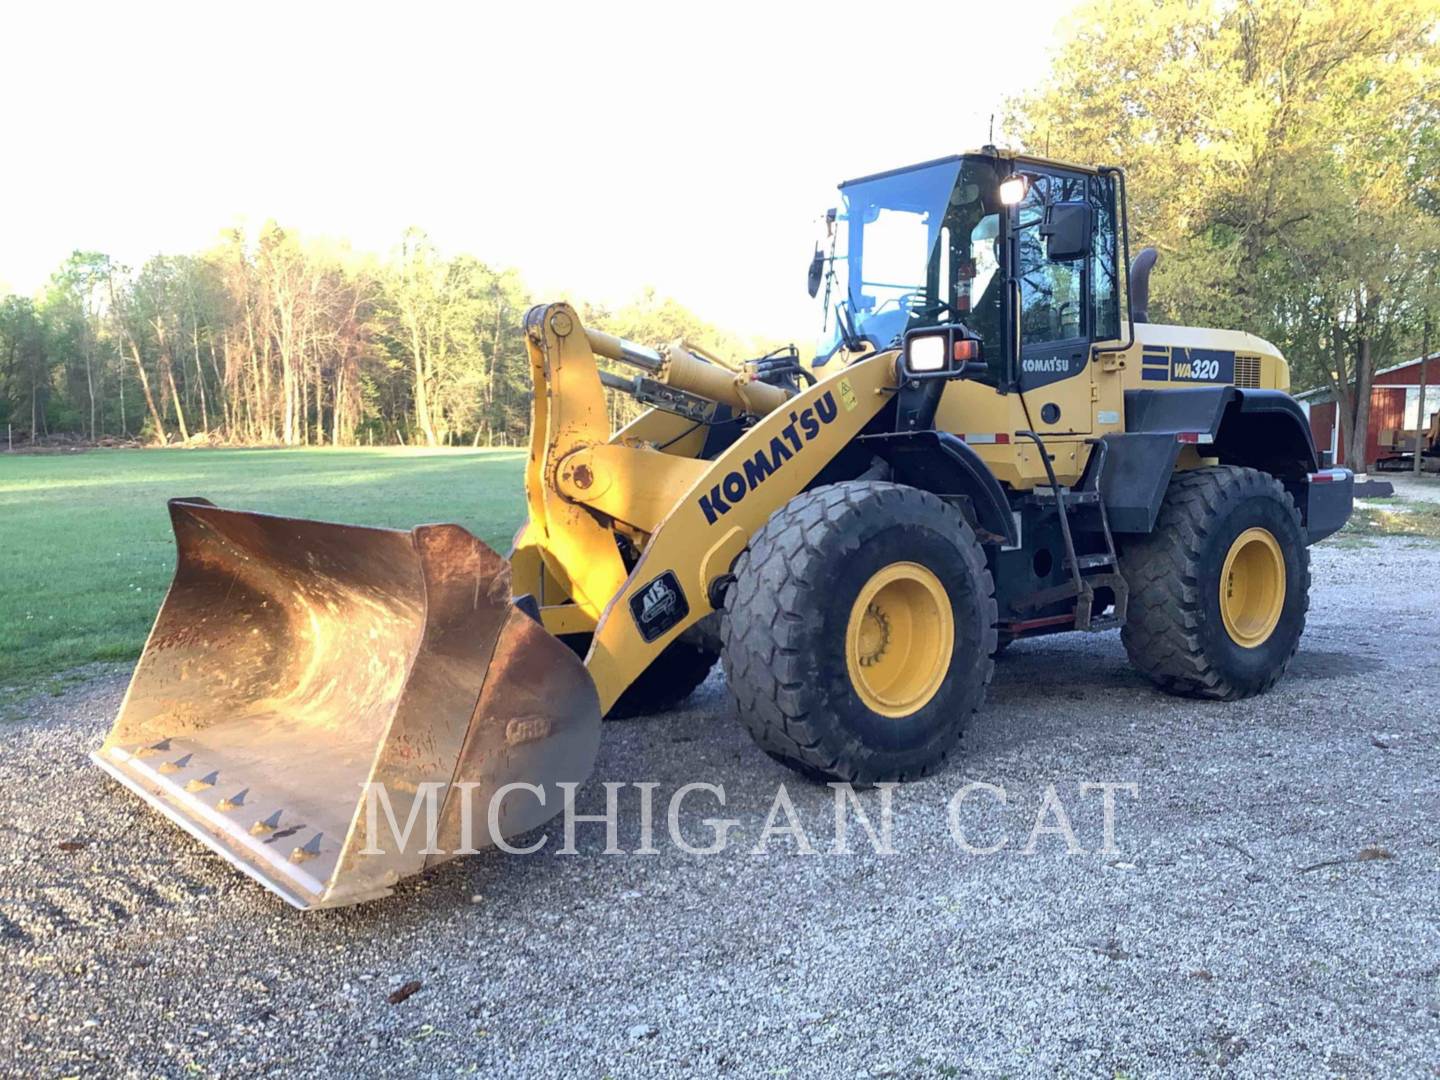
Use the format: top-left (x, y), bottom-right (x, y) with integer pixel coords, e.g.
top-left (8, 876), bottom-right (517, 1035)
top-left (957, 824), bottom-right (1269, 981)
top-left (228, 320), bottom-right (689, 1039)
top-left (4, 447), bottom-right (1435, 698)
top-left (0, 447), bottom-right (526, 694)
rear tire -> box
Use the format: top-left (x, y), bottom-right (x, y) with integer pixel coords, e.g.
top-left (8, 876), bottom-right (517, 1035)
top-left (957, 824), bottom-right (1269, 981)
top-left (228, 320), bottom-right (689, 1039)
top-left (1120, 465), bottom-right (1308, 700)
top-left (720, 481), bottom-right (997, 784)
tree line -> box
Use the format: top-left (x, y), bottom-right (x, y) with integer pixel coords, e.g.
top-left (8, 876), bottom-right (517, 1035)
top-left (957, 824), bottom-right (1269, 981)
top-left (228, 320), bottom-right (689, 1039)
top-left (1011, 0), bottom-right (1440, 466)
top-left (4, 0), bottom-right (1437, 459)
top-left (0, 225), bottom-right (751, 448)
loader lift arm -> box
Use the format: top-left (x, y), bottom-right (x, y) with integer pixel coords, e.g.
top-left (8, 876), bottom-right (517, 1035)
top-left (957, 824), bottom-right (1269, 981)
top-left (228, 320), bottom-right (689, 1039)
top-left (512, 302), bottom-right (901, 714)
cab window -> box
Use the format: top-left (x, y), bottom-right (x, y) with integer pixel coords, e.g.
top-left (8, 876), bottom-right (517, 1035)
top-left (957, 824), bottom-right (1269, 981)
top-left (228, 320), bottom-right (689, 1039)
top-left (1089, 173), bottom-right (1120, 341)
top-left (1014, 171), bottom-right (1088, 344)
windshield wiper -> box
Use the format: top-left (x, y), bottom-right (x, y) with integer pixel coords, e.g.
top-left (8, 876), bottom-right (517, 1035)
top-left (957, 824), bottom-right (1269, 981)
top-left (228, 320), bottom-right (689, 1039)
top-left (835, 304), bottom-right (864, 353)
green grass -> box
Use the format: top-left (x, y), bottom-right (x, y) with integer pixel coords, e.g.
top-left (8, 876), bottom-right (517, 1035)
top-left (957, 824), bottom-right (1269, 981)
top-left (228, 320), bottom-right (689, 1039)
top-left (1341, 497), bottom-right (1440, 542)
top-left (12, 449), bottom-right (1428, 698)
top-left (0, 447), bottom-right (526, 694)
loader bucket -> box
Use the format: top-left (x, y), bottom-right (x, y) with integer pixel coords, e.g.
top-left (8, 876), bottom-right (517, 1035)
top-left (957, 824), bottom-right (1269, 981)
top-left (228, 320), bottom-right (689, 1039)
top-left (92, 499), bottom-right (601, 910)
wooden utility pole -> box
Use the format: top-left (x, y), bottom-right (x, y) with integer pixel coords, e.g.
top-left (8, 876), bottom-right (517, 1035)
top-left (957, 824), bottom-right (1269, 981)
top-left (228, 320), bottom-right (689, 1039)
top-left (1416, 311), bottom-right (1431, 477)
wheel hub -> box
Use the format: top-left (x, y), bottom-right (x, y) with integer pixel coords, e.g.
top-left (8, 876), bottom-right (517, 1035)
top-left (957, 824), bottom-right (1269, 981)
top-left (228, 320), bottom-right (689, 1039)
top-left (845, 562), bottom-right (955, 718)
top-left (857, 604), bottom-right (891, 667)
top-left (1219, 527), bottom-right (1286, 648)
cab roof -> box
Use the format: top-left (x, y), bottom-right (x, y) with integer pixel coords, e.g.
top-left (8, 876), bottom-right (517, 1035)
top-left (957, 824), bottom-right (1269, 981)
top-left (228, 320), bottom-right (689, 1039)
top-left (839, 149), bottom-right (1106, 190)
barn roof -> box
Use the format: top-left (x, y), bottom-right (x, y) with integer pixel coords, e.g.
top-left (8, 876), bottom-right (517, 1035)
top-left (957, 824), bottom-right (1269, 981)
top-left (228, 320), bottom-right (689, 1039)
top-left (1295, 351), bottom-right (1440, 402)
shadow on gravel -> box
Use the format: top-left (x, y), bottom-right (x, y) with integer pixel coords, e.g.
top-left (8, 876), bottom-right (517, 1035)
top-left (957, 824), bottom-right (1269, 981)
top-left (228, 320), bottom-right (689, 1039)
top-left (1287, 648), bottom-right (1384, 680)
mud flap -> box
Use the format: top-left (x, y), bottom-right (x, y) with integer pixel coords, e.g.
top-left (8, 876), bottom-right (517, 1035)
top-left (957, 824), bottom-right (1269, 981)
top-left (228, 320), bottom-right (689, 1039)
top-left (92, 499), bottom-right (601, 909)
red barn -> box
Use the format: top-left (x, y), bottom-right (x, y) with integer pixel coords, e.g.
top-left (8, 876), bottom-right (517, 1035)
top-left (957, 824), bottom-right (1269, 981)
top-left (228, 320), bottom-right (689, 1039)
top-left (1297, 353), bottom-right (1440, 470)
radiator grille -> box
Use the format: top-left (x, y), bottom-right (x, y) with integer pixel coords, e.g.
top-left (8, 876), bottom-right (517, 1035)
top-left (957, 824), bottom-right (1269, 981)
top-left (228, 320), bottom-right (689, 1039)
top-left (1234, 355), bottom-right (1262, 388)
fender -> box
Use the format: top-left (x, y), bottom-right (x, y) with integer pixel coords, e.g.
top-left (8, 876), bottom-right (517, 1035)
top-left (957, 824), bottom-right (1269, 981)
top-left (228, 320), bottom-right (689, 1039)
top-left (1216, 388), bottom-right (1319, 475)
top-left (858, 430), bottom-right (1018, 546)
top-left (1103, 387), bottom-right (1323, 534)
top-left (1123, 386), bottom-right (1318, 472)
top-left (1123, 385), bottom-right (1233, 437)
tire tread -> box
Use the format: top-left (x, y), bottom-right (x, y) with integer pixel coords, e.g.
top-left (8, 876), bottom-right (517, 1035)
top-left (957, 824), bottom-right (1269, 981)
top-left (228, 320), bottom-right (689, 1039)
top-left (1119, 465), bottom-right (1309, 700)
top-left (720, 481), bottom-right (998, 783)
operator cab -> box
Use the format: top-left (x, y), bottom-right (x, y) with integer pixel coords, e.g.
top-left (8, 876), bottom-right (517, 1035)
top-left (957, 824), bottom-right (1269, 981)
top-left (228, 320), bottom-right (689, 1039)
top-left (811, 150), bottom-right (1125, 394)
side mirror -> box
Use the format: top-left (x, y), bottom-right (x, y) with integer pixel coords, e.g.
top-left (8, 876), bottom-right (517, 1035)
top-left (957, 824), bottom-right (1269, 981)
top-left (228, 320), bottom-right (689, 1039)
top-left (807, 246), bottom-right (825, 298)
top-left (1040, 201), bottom-right (1091, 262)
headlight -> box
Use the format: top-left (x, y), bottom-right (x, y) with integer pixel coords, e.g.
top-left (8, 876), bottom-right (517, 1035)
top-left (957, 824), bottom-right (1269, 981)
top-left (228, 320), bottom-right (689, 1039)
top-left (907, 334), bottom-right (948, 373)
top-left (901, 328), bottom-right (981, 380)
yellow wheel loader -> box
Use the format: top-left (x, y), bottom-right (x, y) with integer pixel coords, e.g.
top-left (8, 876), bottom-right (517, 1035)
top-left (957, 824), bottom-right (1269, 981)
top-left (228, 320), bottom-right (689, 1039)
top-left (94, 150), bottom-right (1354, 908)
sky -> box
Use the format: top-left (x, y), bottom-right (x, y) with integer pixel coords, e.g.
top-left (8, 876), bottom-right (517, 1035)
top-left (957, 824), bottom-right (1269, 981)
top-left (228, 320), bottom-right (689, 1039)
top-left (0, 0), bottom-right (1080, 341)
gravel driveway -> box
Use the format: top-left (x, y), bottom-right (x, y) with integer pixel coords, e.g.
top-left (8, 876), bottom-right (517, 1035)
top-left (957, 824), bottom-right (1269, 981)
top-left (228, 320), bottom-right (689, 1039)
top-left (1384, 474), bottom-right (1440, 505)
top-left (3, 538), bottom-right (1437, 1078)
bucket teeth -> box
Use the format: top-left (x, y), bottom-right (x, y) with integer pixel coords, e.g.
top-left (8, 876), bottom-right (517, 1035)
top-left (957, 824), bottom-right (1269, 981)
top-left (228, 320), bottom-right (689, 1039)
top-left (217, 789), bottom-right (249, 812)
top-left (290, 833), bottom-right (324, 863)
top-left (135, 739), bottom-right (171, 758)
top-left (185, 771), bottom-right (219, 793)
top-left (250, 810), bottom-right (283, 836)
top-left (158, 753), bottom-right (193, 775)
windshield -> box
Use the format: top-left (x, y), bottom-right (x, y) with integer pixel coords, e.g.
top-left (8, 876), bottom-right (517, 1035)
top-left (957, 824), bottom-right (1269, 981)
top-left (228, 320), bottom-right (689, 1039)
top-left (816, 155), bottom-right (1006, 364)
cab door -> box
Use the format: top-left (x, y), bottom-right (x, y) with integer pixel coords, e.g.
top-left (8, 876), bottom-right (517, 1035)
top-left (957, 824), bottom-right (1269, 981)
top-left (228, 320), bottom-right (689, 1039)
top-left (1011, 168), bottom-right (1093, 435)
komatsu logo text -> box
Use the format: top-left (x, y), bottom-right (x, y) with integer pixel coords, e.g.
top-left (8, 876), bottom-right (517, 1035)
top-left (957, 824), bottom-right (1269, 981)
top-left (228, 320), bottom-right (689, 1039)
top-left (698, 392), bottom-right (839, 525)
top-left (1021, 357), bottom-right (1070, 373)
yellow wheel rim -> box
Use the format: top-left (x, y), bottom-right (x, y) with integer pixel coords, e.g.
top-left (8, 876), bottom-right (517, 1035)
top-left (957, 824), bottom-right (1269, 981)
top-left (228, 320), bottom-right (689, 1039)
top-left (844, 561), bottom-right (954, 718)
top-left (1219, 527), bottom-right (1286, 649)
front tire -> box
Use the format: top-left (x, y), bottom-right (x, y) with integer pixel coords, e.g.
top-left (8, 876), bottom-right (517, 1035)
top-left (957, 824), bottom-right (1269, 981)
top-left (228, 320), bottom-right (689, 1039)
top-left (720, 482), bottom-right (997, 784)
top-left (1120, 466), bottom-right (1309, 700)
